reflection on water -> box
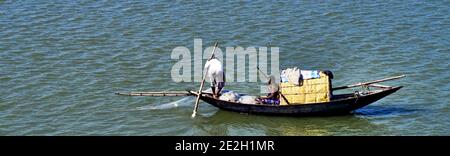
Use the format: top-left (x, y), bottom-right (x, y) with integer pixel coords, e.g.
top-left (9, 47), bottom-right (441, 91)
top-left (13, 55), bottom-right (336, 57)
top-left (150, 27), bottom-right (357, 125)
top-left (354, 105), bottom-right (421, 116)
top-left (278, 125), bottom-right (329, 136)
top-left (196, 110), bottom-right (386, 136)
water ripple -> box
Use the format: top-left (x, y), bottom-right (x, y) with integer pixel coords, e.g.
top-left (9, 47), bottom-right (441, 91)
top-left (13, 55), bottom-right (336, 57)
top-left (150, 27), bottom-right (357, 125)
top-left (0, 0), bottom-right (449, 135)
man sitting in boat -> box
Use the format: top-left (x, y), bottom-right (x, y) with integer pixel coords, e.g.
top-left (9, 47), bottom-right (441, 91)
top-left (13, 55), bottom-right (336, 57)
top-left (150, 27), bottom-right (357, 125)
top-left (257, 75), bottom-right (280, 105)
top-left (204, 56), bottom-right (225, 99)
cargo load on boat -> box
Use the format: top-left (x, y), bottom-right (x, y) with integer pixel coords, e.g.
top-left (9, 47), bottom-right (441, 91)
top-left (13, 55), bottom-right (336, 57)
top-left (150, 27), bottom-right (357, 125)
top-left (279, 69), bottom-right (332, 105)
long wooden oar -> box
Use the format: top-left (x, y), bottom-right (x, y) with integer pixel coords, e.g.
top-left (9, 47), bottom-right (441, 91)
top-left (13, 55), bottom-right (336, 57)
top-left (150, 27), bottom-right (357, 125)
top-left (115, 91), bottom-right (211, 97)
top-left (115, 91), bottom-right (193, 97)
top-left (192, 42), bottom-right (219, 118)
top-left (332, 75), bottom-right (405, 91)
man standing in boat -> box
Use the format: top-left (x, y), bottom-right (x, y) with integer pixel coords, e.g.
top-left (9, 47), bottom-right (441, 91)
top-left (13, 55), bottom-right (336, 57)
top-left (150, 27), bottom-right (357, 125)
top-left (204, 56), bottom-right (225, 99)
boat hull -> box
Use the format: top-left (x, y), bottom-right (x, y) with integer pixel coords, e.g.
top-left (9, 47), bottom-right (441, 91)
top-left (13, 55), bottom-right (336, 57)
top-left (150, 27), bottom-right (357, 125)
top-left (198, 86), bottom-right (403, 116)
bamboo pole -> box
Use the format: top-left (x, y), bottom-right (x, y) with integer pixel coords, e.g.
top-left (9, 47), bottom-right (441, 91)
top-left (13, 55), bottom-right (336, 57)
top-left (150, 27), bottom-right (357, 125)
top-left (367, 84), bottom-right (392, 88)
top-left (192, 42), bottom-right (219, 118)
top-left (332, 75), bottom-right (405, 91)
top-left (115, 91), bottom-right (193, 97)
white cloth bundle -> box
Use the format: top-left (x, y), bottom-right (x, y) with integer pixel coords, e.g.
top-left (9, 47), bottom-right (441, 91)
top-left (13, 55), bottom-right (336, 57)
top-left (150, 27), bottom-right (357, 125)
top-left (281, 67), bottom-right (301, 85)
top-left (219, 91), bottom-right (240, 102)
top-left (238, 96), bottom-right (258, 104)
top-left (300, 70), bottom-right (320, 79)
top-left (281, 67), bottom-right (321, 86)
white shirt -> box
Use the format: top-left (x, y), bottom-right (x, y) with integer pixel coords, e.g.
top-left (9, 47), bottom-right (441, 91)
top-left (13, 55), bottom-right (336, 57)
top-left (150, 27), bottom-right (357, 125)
top-left (204, 58), bottom-right (224, 85)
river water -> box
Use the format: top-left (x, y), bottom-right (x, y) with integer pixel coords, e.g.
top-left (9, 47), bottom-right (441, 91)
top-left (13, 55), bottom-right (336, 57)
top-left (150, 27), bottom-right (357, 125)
top-left (0, 0), bottom-right (449, 135)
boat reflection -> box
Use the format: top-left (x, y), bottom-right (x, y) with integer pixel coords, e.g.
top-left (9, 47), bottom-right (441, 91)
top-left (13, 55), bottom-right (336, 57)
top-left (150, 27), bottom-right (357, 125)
top-left (195, 110), bottom-right (388, 136)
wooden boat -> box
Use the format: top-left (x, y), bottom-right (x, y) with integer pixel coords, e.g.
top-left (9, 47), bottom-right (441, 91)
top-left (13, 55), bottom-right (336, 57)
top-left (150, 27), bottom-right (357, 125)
top-left (187, 85), bottom-right (403, 116)
top-left (116, 75), bottom-right (405, 116)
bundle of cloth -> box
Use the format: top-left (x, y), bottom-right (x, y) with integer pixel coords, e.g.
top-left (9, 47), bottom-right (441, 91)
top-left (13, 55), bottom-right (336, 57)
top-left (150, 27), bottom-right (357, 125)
top-left (219, 91), bottom-right (258, 104)
top-left (280, 67), bottom-right (321, 86)
top-left (238, 96), bottom-right (258, 104)
top-left (219, 90), bottom-right (240, 102)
